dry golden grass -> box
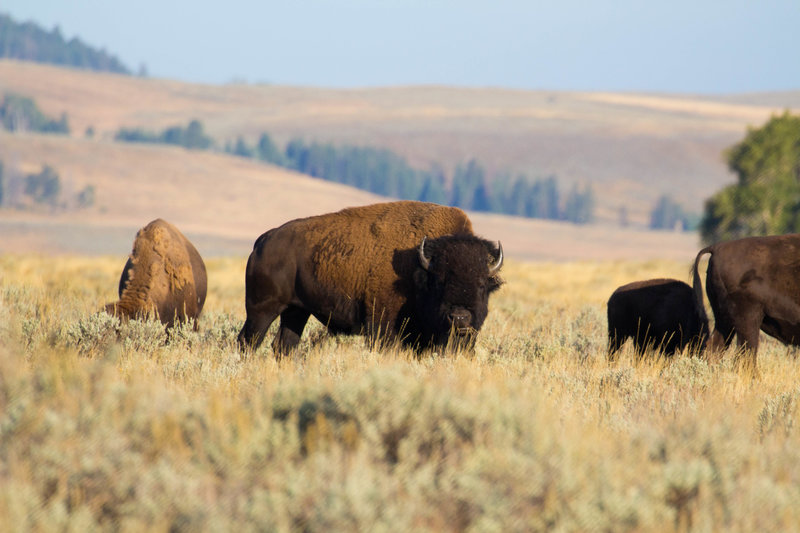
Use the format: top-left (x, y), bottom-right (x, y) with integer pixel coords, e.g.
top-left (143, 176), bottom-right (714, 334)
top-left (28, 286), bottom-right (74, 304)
top-left (2, 254), bottom-right (799, 531)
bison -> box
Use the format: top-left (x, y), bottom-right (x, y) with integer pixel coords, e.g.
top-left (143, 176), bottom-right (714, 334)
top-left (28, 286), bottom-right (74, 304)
top-left (237, 201), bottom-right (503, 355)
top-left (693, 234), bottom-right (800, 372)
top-left (104, 218), bottom-right (207, 329)
top-left (607, 278), bottom-right (708, 359)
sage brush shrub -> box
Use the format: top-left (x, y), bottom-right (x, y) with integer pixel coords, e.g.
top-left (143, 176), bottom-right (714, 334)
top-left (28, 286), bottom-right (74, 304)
top-left (2, 256), bottom-right (800, 530)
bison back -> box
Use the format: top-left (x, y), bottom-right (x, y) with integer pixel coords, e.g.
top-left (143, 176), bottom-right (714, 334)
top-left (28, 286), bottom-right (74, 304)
top-left (250, 201), bottom-right (473, 334)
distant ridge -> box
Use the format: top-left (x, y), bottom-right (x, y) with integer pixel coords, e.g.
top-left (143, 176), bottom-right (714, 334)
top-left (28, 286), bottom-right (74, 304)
top-left (1, 61), bottom-right (798, 259)
top-left (0, 12), bottom-right (132, 74)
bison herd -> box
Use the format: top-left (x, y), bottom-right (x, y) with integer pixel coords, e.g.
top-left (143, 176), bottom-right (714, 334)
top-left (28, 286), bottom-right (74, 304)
top-left (103, 201), bottom-right (800, 373)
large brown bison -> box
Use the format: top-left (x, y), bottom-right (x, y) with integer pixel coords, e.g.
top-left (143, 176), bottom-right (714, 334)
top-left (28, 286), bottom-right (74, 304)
top-left (237, 201), bottom-right (503, 355)
top-left (607, 278), bottom-right (708, 359)
top-left (105, 218), bottom-right (207, 328)
top-left (693, 234), bottom-right (800, 371)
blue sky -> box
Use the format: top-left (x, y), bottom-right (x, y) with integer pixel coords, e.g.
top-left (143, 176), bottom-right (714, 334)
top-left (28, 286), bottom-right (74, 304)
top-left (3, 1), bottom-right (799, 93)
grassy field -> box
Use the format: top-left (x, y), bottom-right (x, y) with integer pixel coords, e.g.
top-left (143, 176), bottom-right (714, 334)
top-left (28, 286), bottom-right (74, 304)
top-left (1, 254), bottom-right (799, 531)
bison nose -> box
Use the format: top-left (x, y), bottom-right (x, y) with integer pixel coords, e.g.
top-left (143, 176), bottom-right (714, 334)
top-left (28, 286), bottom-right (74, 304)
top-left (449, 309), bottom-right (472, 330)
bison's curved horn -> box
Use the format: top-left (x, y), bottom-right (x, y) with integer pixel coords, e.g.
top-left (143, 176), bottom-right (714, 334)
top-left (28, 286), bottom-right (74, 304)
top-left (488, 242), bottom-right (503, 276)
top-left (418, 237), bottom-right (431, 271)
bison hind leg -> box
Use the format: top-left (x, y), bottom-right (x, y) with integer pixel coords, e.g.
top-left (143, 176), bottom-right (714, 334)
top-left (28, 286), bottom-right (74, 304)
top-left (238, 308), bottom-right (282, 353)
top-left (272, 306), bottom-right (311, 357)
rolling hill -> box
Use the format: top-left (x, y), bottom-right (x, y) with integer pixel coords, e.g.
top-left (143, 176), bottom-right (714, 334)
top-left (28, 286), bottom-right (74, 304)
top-left (1, 59), bottom-right (798, 260)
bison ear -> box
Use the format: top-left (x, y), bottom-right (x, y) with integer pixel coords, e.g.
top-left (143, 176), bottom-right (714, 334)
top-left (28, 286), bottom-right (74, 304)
top-left (488, 274), bottom-right (503, 293)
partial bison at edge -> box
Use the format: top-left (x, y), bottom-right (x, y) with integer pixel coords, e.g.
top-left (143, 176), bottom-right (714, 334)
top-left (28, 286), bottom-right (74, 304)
top-left (104, 218), bottom-right (207, 329)
top-left (237, 201), bottom-right (503, 356)
top-left (607, 278), bottom-right (708, 359)
top-left (693, 233), bottom-right (800, 372)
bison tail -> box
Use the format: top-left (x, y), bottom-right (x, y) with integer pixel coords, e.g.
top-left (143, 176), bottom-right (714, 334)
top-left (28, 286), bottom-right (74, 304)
top-left (691, 245), bottom-right (714, 341)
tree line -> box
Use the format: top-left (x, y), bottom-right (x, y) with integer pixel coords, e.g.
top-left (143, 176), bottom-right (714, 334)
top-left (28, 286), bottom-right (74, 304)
top-left (0, 160), bottom-right (94, 210)
top-left (0, 13), bottom-right (132, 74)
top-left (0, 92), bottom-right (69, 134)
top-left (224, 133), bottom-right (597, 224)
top-left (114, 120), bottom-right (213, 150)
top-left (0, 85), bottom-right (701, 229)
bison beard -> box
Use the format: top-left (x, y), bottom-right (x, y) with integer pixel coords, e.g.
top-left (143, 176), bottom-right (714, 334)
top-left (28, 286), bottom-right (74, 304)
top-left (410, 235), bottom-right (503, 349)
top-left (237, 201), bottom-right (503, 356)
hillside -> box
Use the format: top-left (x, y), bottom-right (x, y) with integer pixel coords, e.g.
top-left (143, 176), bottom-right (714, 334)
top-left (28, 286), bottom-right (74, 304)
top-left (1, 60), bottom-right (798, 260)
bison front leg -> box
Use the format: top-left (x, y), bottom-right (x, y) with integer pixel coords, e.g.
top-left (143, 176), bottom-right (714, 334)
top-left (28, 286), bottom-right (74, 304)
top-left (272, 306), bottom-right (311, 357)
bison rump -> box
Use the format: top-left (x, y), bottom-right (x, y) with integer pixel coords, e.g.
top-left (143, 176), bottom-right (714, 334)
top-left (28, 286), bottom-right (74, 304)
top-left (105, 218), bottom-right (207, 329)
top-left (692, 234), bottom-right (800, 373)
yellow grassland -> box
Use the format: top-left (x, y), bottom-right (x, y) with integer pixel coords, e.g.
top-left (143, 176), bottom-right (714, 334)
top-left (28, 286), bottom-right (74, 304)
top-left (1, 254), bottom-right (799, 531)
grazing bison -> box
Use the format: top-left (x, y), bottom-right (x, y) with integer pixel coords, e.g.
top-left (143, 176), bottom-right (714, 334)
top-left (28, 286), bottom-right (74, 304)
top-left (237, 201), bottom-right (503, 355)
top-left (105, 218), bottom-right (207, 329)
top-left (607, 278), bottom-right (708, 359)
top-left (693, 234), bottom-right (800, 372)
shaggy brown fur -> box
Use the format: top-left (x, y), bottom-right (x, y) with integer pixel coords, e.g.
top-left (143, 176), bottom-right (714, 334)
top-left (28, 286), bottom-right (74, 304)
top-left (105, 219), bottom-right (207, 328)
top-left (238, 201), bottom-right (503, 355)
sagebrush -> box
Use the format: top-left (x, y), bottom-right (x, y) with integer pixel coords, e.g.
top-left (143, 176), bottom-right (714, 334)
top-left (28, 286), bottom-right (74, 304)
top-left (1, 254), bottom-right (799, 532)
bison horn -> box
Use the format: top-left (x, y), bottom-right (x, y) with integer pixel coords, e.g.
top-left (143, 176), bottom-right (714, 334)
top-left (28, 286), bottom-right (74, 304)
top-left (418, 237), bottom-right (431, 271)
top-left (489, 242), bottom-right (503, 276)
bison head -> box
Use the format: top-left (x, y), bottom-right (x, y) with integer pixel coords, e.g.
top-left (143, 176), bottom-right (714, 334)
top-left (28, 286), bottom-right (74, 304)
top-left (413, 234), bottom-right (503, 348)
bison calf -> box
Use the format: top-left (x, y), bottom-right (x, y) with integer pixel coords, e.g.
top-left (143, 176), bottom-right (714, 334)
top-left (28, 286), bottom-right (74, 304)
top-left (104, 218), bottom-right (207, 329)
top-left (237, 201), bottom-right (503, 356)
top-left (607, 278), bottom-right (708, 359)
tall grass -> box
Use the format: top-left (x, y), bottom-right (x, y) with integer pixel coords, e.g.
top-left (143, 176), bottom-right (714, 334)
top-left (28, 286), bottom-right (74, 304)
top-left (1, 254), bottom-right (799, 531)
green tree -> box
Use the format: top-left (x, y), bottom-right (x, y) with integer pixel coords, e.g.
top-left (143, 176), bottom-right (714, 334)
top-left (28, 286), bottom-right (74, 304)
top-left (451, 159), bottom-right (489, 211)
top-left (0, 13), bottom-right (131, 74)
top-left (256, 133), bottom-right (285, 165)
top-left (24, 165), bottom-right (61, 206)
top-left (0, 93), bottom-right (70, 134)
top-left (232, 136), bottom-right (254, 158)
top-left (530, 176), bottom-right (560, 219)
top-left (562, 185), bottom-right (595, 224)
top-left (76, 185), bottom-right (95, 208)
top-left (650, 194), bottom-right (688, 230)
top-left (417, 169), bottom-right (448, 205)
top-left (181, 119), bottom-right (213, 150)
top-left (115, 119), bottom-right (212, 150)
top-left (700, 111), bottom-right (800, 244)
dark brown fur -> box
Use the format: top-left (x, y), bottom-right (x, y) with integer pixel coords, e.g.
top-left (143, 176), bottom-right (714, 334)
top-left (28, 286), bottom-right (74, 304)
top-left (693, 234), bottom-right (800, 372)
top-left (607, 278), bottom-right (708, 359)
top-left (105, 219), bottom-right (207, 328)
top-left (237, 201), bottom-right (503, 355)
